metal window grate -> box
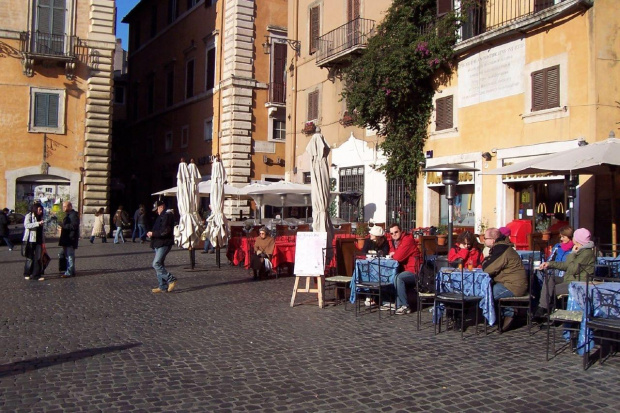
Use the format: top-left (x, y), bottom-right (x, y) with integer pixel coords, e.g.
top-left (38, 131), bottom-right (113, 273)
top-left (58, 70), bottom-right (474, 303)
top-left (386, 178), bottom-right (416, 233)
top-left (339, 166), bottom-right (364, 222)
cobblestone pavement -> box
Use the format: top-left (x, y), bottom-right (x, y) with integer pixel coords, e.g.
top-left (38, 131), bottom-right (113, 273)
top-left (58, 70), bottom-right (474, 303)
top-left (0, 240), bottom-right (618, 412)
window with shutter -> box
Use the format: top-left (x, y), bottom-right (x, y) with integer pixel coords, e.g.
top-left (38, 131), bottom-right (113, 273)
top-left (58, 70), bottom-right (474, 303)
top-left (271, 42), bottom-right (287, 103)
top-left (205, 45), bottom-right (216, 90)
top-left (347, 0), bottom-right (360, 21)
top-left (435, 95), bottom-right (453, 131)
top-left (168, 0), bottom-right (178, 24)
top-left (186, 59), bottom-right (195, 99)
top-left (308, 90), bottom-right (319, 121)
top-left (30, 88), bottom-right (64, 133)
top-left (309, 6), bottom-right (320, 54)
top-left (531, 65), bottom-right (560, 112)
top-left (166, 70), bottom-right (174, 107)
top-left (35, 0), bottom-right (67, 55)
top-left (437, 0), bottom-right (453, 16)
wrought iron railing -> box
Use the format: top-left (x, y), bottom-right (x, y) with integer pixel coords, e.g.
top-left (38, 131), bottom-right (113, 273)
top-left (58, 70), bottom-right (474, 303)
top-left (461, 0), bottom-right (565, 40)
top-left (20, 31), bottom-right (76, 59)
top-left (268, 82), bottom-right (286, 105)
top-left (316, 17), bottom-right (375, 64)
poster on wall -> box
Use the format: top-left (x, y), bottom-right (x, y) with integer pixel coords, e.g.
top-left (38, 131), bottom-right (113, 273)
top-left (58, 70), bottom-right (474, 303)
top-left (440, 186), bottom-right (475, 227)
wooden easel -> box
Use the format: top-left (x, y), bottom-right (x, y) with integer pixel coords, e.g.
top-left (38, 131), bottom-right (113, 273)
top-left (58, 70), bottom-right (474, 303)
top-left (290, 274), bottom-right (324, 308)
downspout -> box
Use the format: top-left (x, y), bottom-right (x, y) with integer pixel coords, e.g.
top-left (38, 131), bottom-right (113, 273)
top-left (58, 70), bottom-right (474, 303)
top-left (290, 0), bottom-right (299, 181)
top-left (216, 0), bottom-right (225, 161)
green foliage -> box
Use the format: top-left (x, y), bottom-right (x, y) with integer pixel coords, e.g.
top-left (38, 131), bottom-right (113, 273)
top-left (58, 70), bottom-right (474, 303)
top-left (355, 222), bottom-right (369, 237)
top-left (15, 200), bottom-right (29, 214)
top-left (341, 0), bottom-right (462, 193)
top-left (328, 178), bottom-right (338, 217)
top-left (435, 223), bottom-right (448, 235)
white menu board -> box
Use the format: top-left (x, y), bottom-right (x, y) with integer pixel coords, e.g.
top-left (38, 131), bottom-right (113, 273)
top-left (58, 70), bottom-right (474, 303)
top-left (294, 232), bottom-right (328, 276)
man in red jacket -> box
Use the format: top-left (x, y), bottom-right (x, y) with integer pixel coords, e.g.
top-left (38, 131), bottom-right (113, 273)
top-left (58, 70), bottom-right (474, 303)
top-left (385, 223), bottom-right (422, 314)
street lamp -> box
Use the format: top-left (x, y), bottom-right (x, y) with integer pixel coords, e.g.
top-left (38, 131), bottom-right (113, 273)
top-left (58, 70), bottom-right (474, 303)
top-left (262, 36), bottom-right (301, 56)
top-left (423, 163), bottom-right (479, 252)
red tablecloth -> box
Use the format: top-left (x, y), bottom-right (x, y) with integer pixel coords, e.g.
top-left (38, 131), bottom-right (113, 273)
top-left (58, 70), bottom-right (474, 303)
top-left (271, 242), bottom-right (296, 269)
top-left (227, 236), bottom-right (298, 269)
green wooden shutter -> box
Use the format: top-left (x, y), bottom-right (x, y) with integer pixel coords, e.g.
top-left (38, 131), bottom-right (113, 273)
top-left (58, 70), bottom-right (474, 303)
top-left (34, 92), bottom-right (59, 128)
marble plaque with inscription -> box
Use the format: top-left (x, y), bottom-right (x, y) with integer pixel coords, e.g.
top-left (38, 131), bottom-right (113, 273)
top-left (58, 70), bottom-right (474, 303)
top-left (458, 39), bottom-right (525, 108)
top-left (254, 141), bottom-right (276, 153)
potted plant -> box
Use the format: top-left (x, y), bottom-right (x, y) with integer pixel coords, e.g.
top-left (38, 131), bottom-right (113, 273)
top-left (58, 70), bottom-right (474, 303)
top-left (339, 111), bottom-right (356, 127)
top-left (354, 222), bottom-right (368, 250)
top-left (303, 121), bottom-right (316, 134)
top-left (477, 218), bottom-right (488, 243)
top-left (535, 213), bottom-right (551, 241)
top-left (435, 224), bottom-right (448, 246)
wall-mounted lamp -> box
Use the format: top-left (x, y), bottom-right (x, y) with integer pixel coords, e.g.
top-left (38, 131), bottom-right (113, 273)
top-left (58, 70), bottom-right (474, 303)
top-left (262, 35), bottom-right (301, 56)
top-left (331, 163), bottom-right (338, 169)
top-left (263, 155), bottom-right (269, 164)
top-left (577, 137), bottom-right (588, 147)
top-left (481, 152), bottom-right (493, 161)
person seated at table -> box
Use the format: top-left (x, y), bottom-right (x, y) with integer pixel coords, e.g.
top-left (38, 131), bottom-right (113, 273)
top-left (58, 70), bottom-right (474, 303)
top-left (384, 223), bottom-right (422, 315)
top-left (547, 226), bottom-right (574, 263)
top-left (448, 231), bottom-right (482, 268)
top-left (534, 228), bottom-right (595, 319)
top-left (481, 228), bottom-right (528, 331)
top-left (251, 226), bottom-right (275, 280)
top-left (362, 226), bottom-right (390, 257)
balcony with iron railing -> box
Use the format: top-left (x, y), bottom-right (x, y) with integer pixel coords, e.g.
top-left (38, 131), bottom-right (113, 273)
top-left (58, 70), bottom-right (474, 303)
top-left (20, 31), bottom-right (77, 60)
top-left (316, 17), bottom-right (375, 68)
top-left (456, 0), bottom-right (590, 46)
top-left (267, 82), bottom-right (286, 105)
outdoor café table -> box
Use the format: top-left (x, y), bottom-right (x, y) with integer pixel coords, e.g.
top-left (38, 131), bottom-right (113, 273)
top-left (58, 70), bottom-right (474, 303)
top-left (596, 256), bottom-right (620, 277)
top-left (226, 236), bottom-right (248, 266)
top-left (434, 268), bottom-right (496, 326)
top-left (566, 280), bottom-right (620, 355)
top-left (349, 257), bottom-right (400, 304)
top-left (271, 242), bottom-right (297, 271)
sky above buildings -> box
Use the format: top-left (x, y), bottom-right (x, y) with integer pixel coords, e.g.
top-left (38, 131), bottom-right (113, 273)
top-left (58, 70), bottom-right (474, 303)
top-left (116, 0), bottom-right (141, 48)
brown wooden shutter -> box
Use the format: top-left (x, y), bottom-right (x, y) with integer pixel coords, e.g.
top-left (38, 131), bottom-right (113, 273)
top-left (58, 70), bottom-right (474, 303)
top-left (308, 90), bottom-right (319, 121)
top-left (309, 6), bottom-right (320, 54)
top-left (546, 65), bottom-right (560, 108)
top-left (347, 0), bottom-right (360, 21)
top-left (437, 0), bottom-right (453, 16)
top-left (531, 69), bottom-right (545, 112)
top-left (435, 96), bottom-right (453, 131)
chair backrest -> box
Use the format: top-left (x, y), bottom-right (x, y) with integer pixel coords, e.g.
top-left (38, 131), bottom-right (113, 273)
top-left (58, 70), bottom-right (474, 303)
top-left (337, 237), bottom-right (357, 276)
top-left (584, 271), bottom-right (620, 320)
top-left (436, 266), bottom-right (466, 296)
top-left (421, 235), bottom-right (439, 257)
top-left (332, 222), bottom-right (352, 235)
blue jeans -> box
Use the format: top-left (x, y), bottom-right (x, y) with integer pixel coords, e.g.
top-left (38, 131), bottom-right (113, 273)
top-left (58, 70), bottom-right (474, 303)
top-left (63, 246), bottom-right (75, 276)
top-left (132, 223), bottom-right (139, 241)
top-left (203, 239), bottom-right (215, 252)
top-left (493, 282), bottom-right (516, 317)
top-left (2, 236), bottom-right (14, 249)
top-left (114, 225), bottom-right (125, 243)
top-left (394, 271), bottom-right (417, 307)
top-left (138, 224), bottom-right (147, 241)
top-left (153, 245), bottom-right (175, 291)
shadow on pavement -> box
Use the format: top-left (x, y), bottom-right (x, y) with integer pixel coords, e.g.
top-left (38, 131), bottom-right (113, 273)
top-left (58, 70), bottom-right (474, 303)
top-left (0, 343), bottom-right (142, 378)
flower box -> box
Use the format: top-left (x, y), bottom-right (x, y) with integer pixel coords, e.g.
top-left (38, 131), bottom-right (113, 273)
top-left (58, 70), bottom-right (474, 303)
top-left (303, 122), bottom-right (316, 134)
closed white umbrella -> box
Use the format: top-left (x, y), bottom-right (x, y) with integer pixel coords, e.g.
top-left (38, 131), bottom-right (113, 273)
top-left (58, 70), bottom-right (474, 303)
top-left (205, 158), bottom-right (230, 267)
top-left (306, 131), bottom-right (333, 262)
top-left (174, 160), bottom-right (203, 269)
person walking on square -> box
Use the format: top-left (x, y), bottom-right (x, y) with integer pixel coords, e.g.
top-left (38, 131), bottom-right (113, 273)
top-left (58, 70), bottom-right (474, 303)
top-left (147, 200), bottom-right (177, 293)
top-left (59, 201), bottom-right (80, 278)
top-left (90, 208), bottom-right (107, 243)
top-left (0, 208), bottom-right (14, 251)
top-left (137, 207), bottom-right (147, 243)
top-left (113, 205), bottom-right (129, 244)
top-left (23, 202), bottom-right (45, 281)
top-left (131, 204), bottom-right (144, 242)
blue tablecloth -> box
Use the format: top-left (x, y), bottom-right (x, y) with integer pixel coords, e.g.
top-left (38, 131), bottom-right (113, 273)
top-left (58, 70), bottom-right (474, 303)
top-left (596, 256), bottom-right (620, 278)
top-left (567, 281), bottom-right (620, 355)
top-left (516, 250), bottom-right (542, 262)
top-left (349, 258), bottom-right (400, 303)
top-left (435, 269), bottom-right (496, 326)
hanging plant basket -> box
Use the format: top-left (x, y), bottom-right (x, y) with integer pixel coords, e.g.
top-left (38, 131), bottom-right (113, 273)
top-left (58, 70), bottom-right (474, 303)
top-left (303, 122), bottom-right (316, 134)
top-left (339, 112), bottom-right (356, 127)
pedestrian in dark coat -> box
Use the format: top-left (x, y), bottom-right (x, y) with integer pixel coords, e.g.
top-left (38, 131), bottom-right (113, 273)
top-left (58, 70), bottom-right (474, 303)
top-left (147, 201), bottom-right (177, 293)
top-left (0, 208), bottom-right (14, 251)
top-left (59, 201), bottom-right (80, 277)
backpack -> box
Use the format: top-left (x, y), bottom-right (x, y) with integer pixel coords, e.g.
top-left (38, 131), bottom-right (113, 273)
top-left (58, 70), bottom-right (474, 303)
top-left (417, 259), bottom-right (437, 294)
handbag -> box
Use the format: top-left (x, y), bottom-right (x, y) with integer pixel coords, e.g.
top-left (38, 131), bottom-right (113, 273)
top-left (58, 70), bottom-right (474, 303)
top-left (40, 244), bottom-right (51, 270)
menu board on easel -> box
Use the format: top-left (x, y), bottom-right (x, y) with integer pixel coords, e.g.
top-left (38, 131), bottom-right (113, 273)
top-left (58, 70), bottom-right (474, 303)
top-left (294, 232), bottom-right (327, 276)
top-left (290, 231), bottom-right (328, 308)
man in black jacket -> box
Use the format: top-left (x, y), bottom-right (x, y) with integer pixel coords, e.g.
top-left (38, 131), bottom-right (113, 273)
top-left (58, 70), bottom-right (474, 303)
top-left (59, 201), bottom-right (80, 277)
top-left (147, 200), bottom-right (177, 293)
top-left (0, 208), bottom-right (13, 251)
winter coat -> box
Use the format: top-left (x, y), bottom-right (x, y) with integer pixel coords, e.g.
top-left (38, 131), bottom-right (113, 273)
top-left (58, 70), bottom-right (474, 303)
top-left (59, 209), bottom-right (80, 248)
top-left (547, 243), bottom-right (595, 283)
top-left (448, 245), bottom-right (482, 268)
top-left (92, 214), bottom-right (107, 237)
top-left (23, 212), bottom-right (44, 244)
top-left (0, 211), bottom-right (9, 237)
top-left (388, 232), bottom-right (422, 274)
top-left (481, 239), bottom-right (527, 296)
top-left (114, 210), bottom-right (129, 228)
top-left (150, 211), bottom-right (174, 249)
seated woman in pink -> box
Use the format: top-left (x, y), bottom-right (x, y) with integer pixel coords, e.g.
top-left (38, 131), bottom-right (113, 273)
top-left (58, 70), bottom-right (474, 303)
top-left (448, 231), bottom-right (482, 268)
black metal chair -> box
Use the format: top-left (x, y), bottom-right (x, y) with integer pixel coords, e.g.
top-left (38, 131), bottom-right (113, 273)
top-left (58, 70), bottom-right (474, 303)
top-left (415, 256), bottom-right (439, 331)
top-left (497, 256), bottom-right (535, 334)
top-left (582, 272), bottom-right (620, 369)
top-left (323, 247), bottom-right (353, 309)
top-left (434, 262), bottom-right (483, 339)
top-left (354, 257), bottom-right (396, 318)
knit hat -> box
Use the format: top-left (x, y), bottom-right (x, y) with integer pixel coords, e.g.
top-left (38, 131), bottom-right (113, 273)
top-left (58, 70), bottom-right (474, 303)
top-left (573, 228), bottom-right (591, 245)
top-left (499, 227), bottom-right (511, 237)
top-left (258, 226), bottom-right (268, 233)
top-left (369, 226), bottom-right (385, 237)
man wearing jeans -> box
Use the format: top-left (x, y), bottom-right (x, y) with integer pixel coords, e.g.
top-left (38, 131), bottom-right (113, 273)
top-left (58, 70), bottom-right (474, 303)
top-left (59, 201), bottom-right (80, 277)
top-left (481, 228), bottom-right (527, 331)
top-left (147, 200), bottom-right (177, 293)
top-left (385, 223), bottom-right (422, 314)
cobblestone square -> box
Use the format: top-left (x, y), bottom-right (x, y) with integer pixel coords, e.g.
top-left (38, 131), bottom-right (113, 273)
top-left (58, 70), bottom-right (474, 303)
top-left (1, 241), bottom-right (618, 412)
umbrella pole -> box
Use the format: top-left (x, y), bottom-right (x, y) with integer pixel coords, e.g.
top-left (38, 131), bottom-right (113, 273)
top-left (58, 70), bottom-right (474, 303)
top-left (216, 238), bottom-right (221, 268)
top-left (612, 171), bottom-right (617, 257)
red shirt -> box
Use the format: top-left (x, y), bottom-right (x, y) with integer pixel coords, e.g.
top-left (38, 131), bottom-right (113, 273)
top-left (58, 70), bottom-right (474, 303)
top-left (388, 232), bottom-right (421, 273)
top-left (448, 246), bottom-right (482, 268)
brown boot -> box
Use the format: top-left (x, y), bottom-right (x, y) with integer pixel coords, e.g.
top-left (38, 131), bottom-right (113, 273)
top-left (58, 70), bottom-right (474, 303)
top-left (502, 316), bottom-right (514, 332)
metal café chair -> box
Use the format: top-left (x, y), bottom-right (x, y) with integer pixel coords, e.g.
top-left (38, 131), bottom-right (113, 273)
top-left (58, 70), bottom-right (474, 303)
top-left (415, 256), bottom-right (440, 331)
top-left (582, 271), bottom-right (620, 369)
top-left (323, 247), bottom-right (353, 309)
top-left (354, 256), bottom-right (396, 318)
top-left (497, 256), bottom-right (535, 334)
